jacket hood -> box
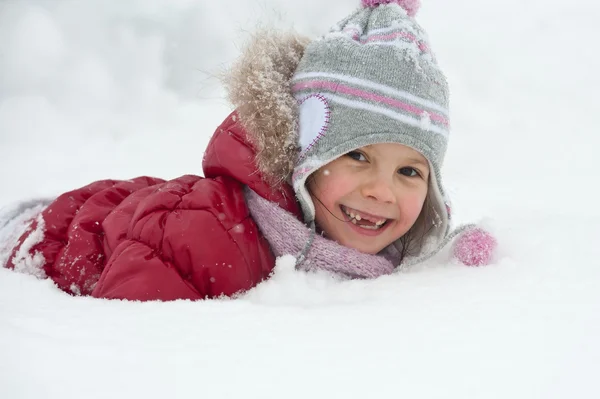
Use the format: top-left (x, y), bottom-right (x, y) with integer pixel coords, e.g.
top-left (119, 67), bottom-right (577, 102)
top-left (223, 29), bottom-right (310, 186)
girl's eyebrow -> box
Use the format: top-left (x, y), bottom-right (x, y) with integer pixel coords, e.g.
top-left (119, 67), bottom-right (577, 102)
top-left (404, 157), bottom-right (429, 167)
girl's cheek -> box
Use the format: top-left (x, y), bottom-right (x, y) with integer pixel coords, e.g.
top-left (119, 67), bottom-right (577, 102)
top-left (401, 192), bottom-right (427, 220)
top-left (313, 172), bottom-right (348, 204)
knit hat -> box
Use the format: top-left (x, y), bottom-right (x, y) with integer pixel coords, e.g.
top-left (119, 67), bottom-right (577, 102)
top-left (291, 0), bottom-right (452, 256)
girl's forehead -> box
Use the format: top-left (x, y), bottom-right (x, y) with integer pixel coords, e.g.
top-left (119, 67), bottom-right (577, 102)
top-left (361, 143), bottom-right (428, 164)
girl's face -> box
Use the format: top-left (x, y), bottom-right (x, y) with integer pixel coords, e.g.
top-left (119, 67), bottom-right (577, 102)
top-left (307, 143), bottom-right (429, 254)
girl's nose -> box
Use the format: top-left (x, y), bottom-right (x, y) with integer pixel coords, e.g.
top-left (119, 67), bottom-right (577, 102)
top-left (360, 174), bottom-right (396, 204)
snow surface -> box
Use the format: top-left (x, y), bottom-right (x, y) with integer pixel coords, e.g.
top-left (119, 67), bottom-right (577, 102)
top-left (1, 0), bottom-right (600, 398)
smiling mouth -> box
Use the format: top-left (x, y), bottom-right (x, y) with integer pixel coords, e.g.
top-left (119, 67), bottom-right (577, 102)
top-left (340, 205), bottom-right (389, 230)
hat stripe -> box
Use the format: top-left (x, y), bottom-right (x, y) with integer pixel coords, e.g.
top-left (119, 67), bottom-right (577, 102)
top-left (364, 33), bottom-right (429, 53)
top-left (342, 25), bottom-right (419, 37)
top-left (325, 93), bottom-right (449, 137)
top-left (360, 25), bottom-right (423, 37)
top-left (364, 30), bottom-right (421, 43)
top-left (293, 72), bottom-right (448, 115)
top-left (292, 80), bottom-right (449, 127)
top-left (342, 27), bottom-right (429, 52)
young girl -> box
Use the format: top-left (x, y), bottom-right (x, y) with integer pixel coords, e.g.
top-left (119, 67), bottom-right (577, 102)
top-left (0, 0), bottom-right (495, 301)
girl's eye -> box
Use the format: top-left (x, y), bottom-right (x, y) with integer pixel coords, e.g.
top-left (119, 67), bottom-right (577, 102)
top-left (398, 167), bottom-right (420, 177)
top-left (347, 151), bottom-right (367, 162)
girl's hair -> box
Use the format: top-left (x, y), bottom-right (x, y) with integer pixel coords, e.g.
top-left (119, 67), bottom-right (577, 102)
top-left (305, 173), bottom-right (436, 266)
top-left (394, 192), bottom-right (435, 265)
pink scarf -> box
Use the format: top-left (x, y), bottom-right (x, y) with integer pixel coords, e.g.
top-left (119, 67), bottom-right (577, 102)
top-left (245, 189), bottom-right (397, 279)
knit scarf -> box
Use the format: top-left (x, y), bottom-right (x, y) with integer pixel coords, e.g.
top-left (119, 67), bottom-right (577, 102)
top-left (245, 188), bottom-right (397, 279)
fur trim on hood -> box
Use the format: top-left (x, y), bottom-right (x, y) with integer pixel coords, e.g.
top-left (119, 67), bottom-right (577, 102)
top-left (223, 29), bottom-right (311, 186)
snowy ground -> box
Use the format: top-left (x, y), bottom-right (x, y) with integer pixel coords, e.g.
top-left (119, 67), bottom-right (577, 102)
top-left (1, 0), bottom-right (599, 398)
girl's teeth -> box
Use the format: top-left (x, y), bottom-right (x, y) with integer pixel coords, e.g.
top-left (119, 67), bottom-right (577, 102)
top-left (343, 206), bottom-right (387, 229)
top-left (358, 224), bottom-right (379, 230)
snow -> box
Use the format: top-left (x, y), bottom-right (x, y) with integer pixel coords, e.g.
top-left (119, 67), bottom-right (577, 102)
top-left (9, 214), bottom-right (46, 278)
top-left (420, 111), bottom-right (432, 130)
top-left (1, 0), bottom-right (599, 398)
top-left (0, 202), bottom-right (48, 275)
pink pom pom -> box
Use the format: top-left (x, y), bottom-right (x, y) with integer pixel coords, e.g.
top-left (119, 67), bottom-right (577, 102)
top-left (453, 228), bottom-right (497, 267)
top-left (361, 0), bottom-right (421, 17)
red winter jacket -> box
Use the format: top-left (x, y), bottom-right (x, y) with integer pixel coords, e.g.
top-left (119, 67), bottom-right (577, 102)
top-left (5, 112), bottom-right (302, 301)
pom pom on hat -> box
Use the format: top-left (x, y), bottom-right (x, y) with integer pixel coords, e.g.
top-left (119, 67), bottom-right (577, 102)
top-left (453, 228), bottom-right (497, 267)
top-left (361, 0), bottom-right (421, 17)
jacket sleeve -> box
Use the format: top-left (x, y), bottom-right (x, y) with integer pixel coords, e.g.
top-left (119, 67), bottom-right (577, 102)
top-left (5, 177), bottom-right (165, 295)
top-left (92, 175), bottom-right (276, 301)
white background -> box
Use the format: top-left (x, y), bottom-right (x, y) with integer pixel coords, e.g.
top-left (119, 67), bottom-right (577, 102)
top-left (1, 0), bottom-right (599, 398)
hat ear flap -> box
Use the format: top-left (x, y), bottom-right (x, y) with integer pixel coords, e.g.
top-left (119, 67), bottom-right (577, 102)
top-left (297, 94), bottom-right (331, 161)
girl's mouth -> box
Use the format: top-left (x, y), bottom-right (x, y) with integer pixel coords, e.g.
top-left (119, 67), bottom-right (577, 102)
top-left (340, 205), bottom-right (389, 230)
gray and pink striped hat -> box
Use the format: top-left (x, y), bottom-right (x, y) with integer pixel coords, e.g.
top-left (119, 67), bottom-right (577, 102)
top-left (292, 0), bottom-right (452, 251)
